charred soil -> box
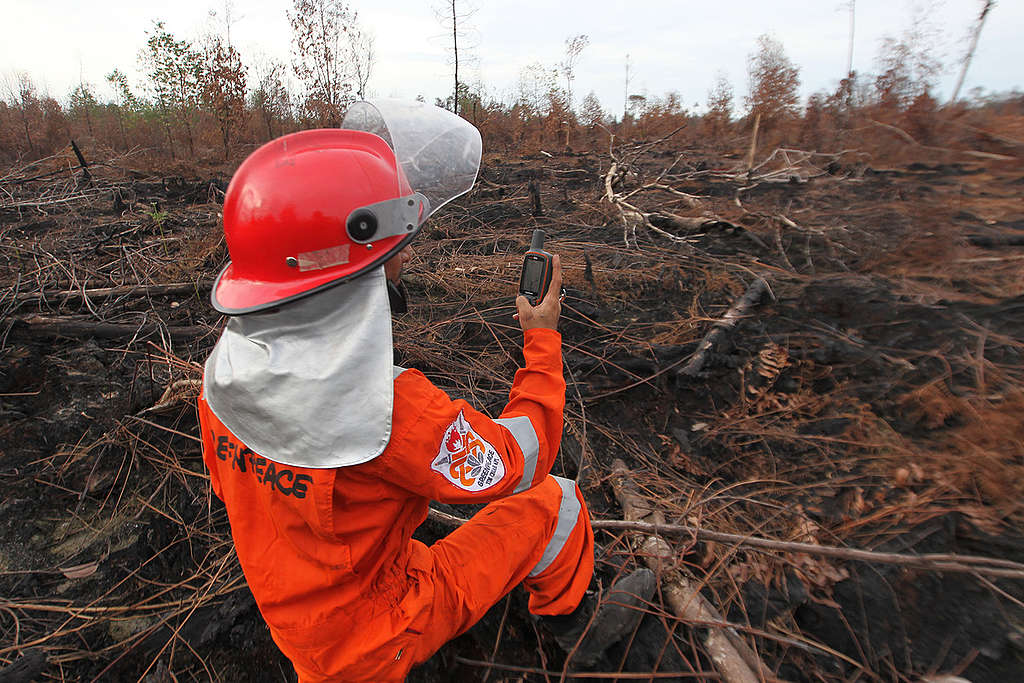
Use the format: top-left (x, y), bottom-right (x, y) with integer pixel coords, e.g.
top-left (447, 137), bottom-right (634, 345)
top-left (1, 141), bottom-right (1023, 682)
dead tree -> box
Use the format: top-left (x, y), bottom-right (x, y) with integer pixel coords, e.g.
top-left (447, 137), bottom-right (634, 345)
top-left (844, 0), bottom-right (856, 78)
top-left (601, 134), bottom-right (721, 248)
top-left (949, 0), bottom-right (996, 105)
top-left (436, 0), bottom-right (476, 115)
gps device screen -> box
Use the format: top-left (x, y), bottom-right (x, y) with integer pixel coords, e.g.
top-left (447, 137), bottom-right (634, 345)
top-left (522, 257), bottom-right (545, 292)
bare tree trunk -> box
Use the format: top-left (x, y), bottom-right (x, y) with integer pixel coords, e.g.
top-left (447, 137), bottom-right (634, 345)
top-left (745, 113), bottom-right (761, 172)
top-left (949, 0), bottom-right (995, 105)
top-left (451, 0), bottom-right (459, 115)
top-left (17, 88), bottom-right (34, 156)
top-left (117, 111), bottom-right (127, 150)
top-left (183, 114), bottom-right (196, 157)
top-left (623, 53), bottom-right (631, 121)
top-left (846, 0), bottom-right (855, 78)
top-left (83, 105), bottom-right (94, 137)
top-left (20, 111), bottom-right (34, 156)
top-left (162, 117), bottom-right (176, 160)
top-left (70, 139), bottom-right (91, 184)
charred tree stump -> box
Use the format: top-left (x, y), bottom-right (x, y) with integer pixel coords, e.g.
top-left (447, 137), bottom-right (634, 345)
top-left (112, 187), bottom-right (127, 213)
top-left (70, 139), bottom-right (91, 185)
top-left (529, 180), bottom-right (543, 217)
top-left (610, 459), bottom-right (767, 683)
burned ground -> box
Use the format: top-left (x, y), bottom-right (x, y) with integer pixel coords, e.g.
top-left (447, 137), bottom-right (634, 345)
top-left (1, 140), bottom-right (1022, 682)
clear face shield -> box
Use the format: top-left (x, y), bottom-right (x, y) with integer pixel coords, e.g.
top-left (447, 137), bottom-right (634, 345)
top-left (342, 100), bottom-right (482, 313)
top-left (342, 99), bottom-right (482, 223)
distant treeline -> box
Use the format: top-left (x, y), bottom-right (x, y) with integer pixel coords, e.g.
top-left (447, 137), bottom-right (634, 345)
top-left (1, 1), bottom-right (1021, 167)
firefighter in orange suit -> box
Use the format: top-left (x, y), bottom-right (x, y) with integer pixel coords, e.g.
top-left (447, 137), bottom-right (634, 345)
top-left (197, 102), bottom-right (596, 681)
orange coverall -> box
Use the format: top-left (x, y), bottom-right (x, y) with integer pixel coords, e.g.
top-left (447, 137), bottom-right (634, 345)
top-left (198, 328), bottom-right (594, 681)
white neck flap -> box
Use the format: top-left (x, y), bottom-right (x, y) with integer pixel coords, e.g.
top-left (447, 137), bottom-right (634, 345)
top-left (203, 268), bottom-right (395, 469)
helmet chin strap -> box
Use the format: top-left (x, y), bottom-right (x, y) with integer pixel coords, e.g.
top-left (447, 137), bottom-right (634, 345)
top-left (387, 278), bottom-right (409, 314)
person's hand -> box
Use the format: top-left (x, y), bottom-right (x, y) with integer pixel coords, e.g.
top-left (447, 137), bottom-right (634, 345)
top-left (515, 254), bottom-right (562, 331)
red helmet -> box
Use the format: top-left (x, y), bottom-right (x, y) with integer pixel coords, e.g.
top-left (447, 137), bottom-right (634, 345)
top-left (212, 128), bottom-right (427, 314)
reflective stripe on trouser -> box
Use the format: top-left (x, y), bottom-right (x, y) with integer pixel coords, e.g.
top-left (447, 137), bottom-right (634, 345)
top-left (528, 475), bottom-right (579, 576)
top-left (395, 475), bottom-right (594, 679)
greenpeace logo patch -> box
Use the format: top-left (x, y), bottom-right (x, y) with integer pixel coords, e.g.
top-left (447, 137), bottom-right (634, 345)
top-left (431, 411), bottom-right (505, 491)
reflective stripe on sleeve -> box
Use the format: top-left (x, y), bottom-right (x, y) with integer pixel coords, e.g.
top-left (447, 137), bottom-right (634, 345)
top-left (529, 476), bottom-right (581, 577)
top-left (494, 415), bottom-right (540, 493)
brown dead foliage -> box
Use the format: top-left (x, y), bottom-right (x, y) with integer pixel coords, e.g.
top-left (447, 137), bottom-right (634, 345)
top-left (1, 125), bottom-right (1023, 682)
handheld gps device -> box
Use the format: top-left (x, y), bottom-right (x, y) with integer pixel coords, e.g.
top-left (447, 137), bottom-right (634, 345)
top-left (518, 229), bottom-right (554, 306)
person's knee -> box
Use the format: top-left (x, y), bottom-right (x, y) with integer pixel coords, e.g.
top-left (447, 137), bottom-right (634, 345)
top-left (525, 475), bottom-right (586, 524)
top-left (502, 473), bottom-right (562, 510)
top-left (527, 476), bottom-right (588, 572)
top-left (534, 473), bottom-right (568, 506)
top-left (523, 475), bottom-right (594, 615)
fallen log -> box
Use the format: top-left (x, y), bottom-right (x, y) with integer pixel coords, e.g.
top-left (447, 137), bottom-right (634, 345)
top-left (966, 234), bottom-right (1024, 248)
top-left (869, 119), bottom-right (1018, 162)
top-left (608, 459), bottom-right (767, 683)
top-left (14, 281), bottom-right (213, 305)
top-left (677, 278), bottom-right (769, 378)
top-left (11, 315), bottom-right (216, 341)
top-left (0, 648), bottom-right (47, 683)
top-left (602, 151), bottom-right (736, 248)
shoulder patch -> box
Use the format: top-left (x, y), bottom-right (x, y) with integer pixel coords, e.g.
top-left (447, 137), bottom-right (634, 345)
top-left (431, 411), bottom-right (506, 491)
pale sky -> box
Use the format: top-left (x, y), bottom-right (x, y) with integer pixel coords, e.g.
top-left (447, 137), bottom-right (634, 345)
top-left (2, 0), bottom-right (1021, 118)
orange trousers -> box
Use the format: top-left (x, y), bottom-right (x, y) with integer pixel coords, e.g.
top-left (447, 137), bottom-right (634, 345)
top-left (286, 475), bottom-right (593, 682)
